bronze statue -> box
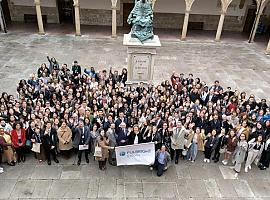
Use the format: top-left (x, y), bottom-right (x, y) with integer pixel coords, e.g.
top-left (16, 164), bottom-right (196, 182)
top-left (127, 0), bottom-right (154, 42)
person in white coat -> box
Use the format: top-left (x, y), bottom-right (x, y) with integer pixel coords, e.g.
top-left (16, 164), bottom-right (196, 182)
top-left (245, 134), bottom-right (264, 173)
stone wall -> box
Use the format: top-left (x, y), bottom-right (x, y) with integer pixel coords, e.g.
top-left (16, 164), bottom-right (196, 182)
top-left (153, 13), bottom-right (244, 31)
top-left (8, 5), bottom-right (245, 32)
top-left (80, 9), bottom-right (121, 26)
top-left (9, 5), bottom-right (59, 23)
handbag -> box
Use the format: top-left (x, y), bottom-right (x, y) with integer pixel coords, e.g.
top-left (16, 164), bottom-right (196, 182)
top-left (94, 143), bottom-right (102, 157)
top-left (31, 143), bottom-right (41, 153)
top-left (26, 140), bottom-right (32, 147)
top-left (182, 149), bottom-right (187, 156)
top-left (219, 148), bottom-right (226, 154)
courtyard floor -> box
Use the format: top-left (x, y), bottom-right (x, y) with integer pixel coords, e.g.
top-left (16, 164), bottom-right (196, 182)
top-left (0, 29), bottom-right (270, 99)
top-left (1, 152), bottom-right (270, 200)
top-left (0, 29), bottom-right (270, 199)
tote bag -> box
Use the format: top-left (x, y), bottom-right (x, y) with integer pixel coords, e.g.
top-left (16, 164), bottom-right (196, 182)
top-left (94, 143), bottom-right (102, 158)
top-left (31, 143), bottom-right (41, 153)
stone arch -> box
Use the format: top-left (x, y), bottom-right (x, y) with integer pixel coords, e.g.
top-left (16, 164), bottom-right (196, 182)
top-left (215, 0), bottom-right (234, 41)
top-left (249, 0), bottom-right (270, 42)
top-left (181, 0), bottom-right (196, 40)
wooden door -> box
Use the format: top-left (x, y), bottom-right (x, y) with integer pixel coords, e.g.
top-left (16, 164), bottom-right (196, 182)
top-left (1, 0), bottom-right (11, 24)
top-left (57, 0), bottom-right (74, 24)
top-left (123, 3), bottom-right (134, 27)
top-left (243, 8), bottom-right (256, 33)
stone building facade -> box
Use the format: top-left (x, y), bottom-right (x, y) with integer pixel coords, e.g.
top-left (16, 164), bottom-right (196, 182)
top-left (4, 0), bottom-right (270, 32)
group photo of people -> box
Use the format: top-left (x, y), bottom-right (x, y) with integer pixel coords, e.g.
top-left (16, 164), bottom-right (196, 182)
top-left (0, 56), bottom-right (270, 178)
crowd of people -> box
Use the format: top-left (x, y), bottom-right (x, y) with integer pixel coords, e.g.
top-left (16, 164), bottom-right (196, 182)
top-left (0, 56), bottom-right (270, 177)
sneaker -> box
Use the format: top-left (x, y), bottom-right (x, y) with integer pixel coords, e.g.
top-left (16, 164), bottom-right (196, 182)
top-left (207, 159), bottom-right (210, 163)
top-left (149, 167), bottom-right (153, 171)
top-left (191, 160), bottom-right (195, 163)
top-left (0, 167), bottom-right (4, 173)
top-left (234, 173), bottom-right (238, 178)
top-left (244, 167), bottom-right (248, 173)
top-left (248, 165), bottom-right (251, 170)
top-left (203, 158), bottom-right (207, 162)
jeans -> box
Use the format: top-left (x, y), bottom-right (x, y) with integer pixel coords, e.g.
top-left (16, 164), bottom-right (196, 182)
top-left (188, 142), bottom-right (198, 161)
top-left (153, 159), bottom-right (165, 176)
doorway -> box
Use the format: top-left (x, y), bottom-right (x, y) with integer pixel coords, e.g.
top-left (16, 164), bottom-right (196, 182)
top-left (1, 0), bottom-right (11, 24)
top-left (243, 8), bottom-right (256, 34)
top-left (123, 3), bottom-right (134, 27)
top-left (57, 0), bottom-right (74, 24)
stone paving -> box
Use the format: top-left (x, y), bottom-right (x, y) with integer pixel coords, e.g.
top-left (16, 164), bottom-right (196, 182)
top-left (0, 32), bottom-right (270, 100)
top-left (1, 32), bottom-right (270, 199)
top-left (1, 152), bottom-right (270, 200)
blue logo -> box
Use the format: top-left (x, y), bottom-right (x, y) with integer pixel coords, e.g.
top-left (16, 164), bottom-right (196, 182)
top-left (120, 151), bottom-right (126, 156)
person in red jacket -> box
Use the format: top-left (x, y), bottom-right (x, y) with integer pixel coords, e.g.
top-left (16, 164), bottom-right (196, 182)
top-left (11, 122), bottom-right (26, 162)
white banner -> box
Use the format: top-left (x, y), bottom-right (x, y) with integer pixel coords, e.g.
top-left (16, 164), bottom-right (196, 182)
top-left (115, 142), bottom-right (155, 166)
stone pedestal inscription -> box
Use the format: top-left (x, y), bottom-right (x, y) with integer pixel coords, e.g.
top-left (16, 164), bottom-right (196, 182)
top-left (123, 34), bottom-right (161, 84)
top-left (132, 54), bottom-right (150, 81)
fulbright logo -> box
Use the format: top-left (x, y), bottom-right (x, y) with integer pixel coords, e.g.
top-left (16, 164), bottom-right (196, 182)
top-left (120, 151), bottom-right (126, 156)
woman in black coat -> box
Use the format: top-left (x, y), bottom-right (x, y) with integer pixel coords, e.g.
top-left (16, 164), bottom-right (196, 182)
top-left (128, 125), bottom-right (143, 145)
top-left (204, 129), bottom-right (218, 163)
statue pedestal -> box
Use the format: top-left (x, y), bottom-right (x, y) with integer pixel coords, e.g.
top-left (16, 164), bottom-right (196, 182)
top-left (123, 33), bottom-right (161, 85)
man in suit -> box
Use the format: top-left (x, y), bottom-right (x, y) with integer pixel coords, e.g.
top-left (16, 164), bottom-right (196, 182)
top-left (116, 122), bottom-right (129, 146)
top-left (209, 114), bottom-right (222, 134)
top-left (73, 120), bottom-right (91, 165)
top-left (204, 89), bottom-right (217, 105)
top-left (115, 111), bottom-right (128, 131)
top-left (170, 121), bottom-right (189, 164)
top-left (42, 121), bottom-right (59, 165)
top-left (155, 114), bottom-right (163, 130)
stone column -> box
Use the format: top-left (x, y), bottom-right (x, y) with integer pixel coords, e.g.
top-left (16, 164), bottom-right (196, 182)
top-left (266, 39), bottom-right (270, 54)
top-left (250, 11), bottom-right (262, 42)
top-left (181, 10), bottom-right (190, 40)
top-left (111, 0), bottom-right (118, 38)
top-left (215, 11), bottom-right (225, 41)
top-left (250, 0), bottom-right (269, 42)
top-left (151, 0), bottom-right (157, 9)
top-left (0, 2), bottom-right (5, 32)
top-left (215, 0), bottom-right (233, 41)
top-left (34, 0), bottom-right (45, 34)
top-left (181, 0), bottom-right (195, 40)
top-left (73, 0), bottom-right (81, 36)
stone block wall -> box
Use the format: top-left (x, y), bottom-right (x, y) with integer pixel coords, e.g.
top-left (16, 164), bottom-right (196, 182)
top-left (153, 13), bottom-right (244, 31)
top-left (153, 13), bottom-right (184, 29)
top-left (8, 5), bottom-right (245, 32)
top-left (80, 9), bottom-right (121, 26)
top-left (9, 5), bottom-right (59, 23)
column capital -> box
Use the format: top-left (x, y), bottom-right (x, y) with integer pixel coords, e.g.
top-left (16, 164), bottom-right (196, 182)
top-left (34, 0), bottom-right (41, 6)
top-left (73, 0), bottom-right (79, 7)
top-left (151, 0), bottom-right (157, 9)
top-left (185, 0), bottom-right (195, 12)
top-left (111, 0), bottom-right (118, 8)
